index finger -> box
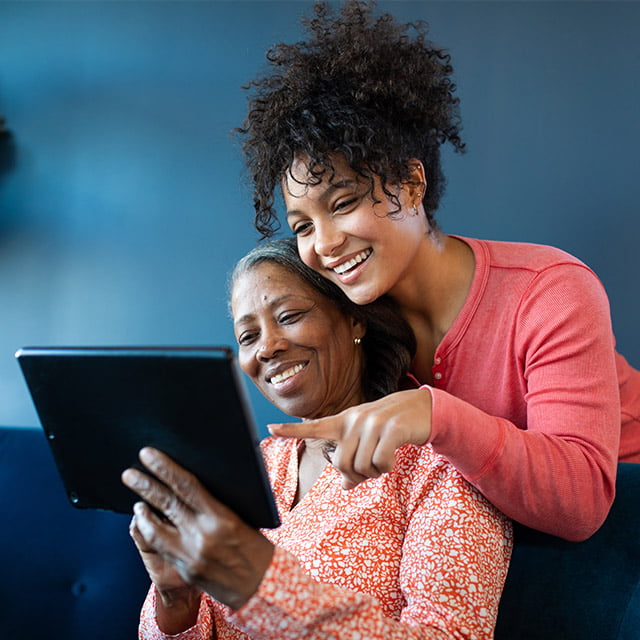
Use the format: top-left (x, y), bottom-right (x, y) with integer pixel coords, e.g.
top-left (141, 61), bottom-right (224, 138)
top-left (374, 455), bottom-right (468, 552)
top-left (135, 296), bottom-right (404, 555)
top-left (268, 414), bottom-right (343, 441)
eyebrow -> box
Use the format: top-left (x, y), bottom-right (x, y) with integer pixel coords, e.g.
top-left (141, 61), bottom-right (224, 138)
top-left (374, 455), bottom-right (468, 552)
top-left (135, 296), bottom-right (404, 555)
top-left (285, 179), bottom-right (358, 220)
top-left (233, 292), bottom-right (311, 327)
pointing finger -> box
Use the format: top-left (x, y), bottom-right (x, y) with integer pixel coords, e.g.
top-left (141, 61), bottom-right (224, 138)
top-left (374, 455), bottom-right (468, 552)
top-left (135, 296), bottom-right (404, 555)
top-left (268, 414), bottom-right (344, 441)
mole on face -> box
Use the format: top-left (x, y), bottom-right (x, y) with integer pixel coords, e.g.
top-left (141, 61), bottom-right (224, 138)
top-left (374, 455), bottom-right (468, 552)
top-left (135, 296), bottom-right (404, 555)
top-left (261, 275), bottom-right (272, 302)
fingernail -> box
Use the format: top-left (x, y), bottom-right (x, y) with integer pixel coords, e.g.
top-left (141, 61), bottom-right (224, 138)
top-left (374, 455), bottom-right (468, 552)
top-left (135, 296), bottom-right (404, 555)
top-left (139, 447), bottom-right (154, 462)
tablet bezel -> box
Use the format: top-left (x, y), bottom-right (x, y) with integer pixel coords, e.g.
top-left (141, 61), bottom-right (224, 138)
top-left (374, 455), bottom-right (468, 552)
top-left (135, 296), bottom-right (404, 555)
top-left (15, 345), bottom-right (280, 529)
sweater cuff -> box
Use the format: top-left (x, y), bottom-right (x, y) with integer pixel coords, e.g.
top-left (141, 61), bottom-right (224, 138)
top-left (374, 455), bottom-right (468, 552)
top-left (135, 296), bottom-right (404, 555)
top-left (421, 385), bottom-right (507, 482)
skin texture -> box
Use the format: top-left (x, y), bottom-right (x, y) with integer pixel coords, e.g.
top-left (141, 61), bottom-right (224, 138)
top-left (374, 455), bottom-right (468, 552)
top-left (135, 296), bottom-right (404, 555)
top-left (123, 261), bottom-right (367, 635)
top-left (232, 262), bottom-right (365, 419)
top-left (285, 155), bottom-right (429, 307)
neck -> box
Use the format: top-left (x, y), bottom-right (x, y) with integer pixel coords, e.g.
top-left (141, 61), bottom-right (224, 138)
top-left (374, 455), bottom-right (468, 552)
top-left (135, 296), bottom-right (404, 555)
top-left (389, 232), bottom-right (475, 368)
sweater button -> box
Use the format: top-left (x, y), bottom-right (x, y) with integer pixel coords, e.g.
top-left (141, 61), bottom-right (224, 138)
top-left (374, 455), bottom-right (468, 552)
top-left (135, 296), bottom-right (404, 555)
top-left (434, 372), bottom-right (443, 381)
top-left (434, 357), bottom-right (441, 365)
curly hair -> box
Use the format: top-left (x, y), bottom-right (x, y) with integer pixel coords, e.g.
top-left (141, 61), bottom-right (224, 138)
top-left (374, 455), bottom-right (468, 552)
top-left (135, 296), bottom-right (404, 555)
top-left (237, 0), bottom-right (465, 237)
top-left (229, 237), bottom-right (416, 403)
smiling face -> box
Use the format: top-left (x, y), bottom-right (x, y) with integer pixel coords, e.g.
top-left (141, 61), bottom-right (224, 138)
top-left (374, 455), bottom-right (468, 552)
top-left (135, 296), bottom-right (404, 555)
top-left (283, 154), bottom-right (430, 306)
top-left (231, 261), bottom-right (365, 420)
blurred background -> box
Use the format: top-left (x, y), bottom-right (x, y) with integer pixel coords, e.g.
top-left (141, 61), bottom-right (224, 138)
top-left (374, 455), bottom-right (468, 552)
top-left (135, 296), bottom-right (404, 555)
top-left (1, 0), bottom-right (639, 435)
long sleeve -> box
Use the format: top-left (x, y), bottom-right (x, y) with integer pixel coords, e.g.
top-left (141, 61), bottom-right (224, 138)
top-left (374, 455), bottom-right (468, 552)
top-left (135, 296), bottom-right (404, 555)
top-left (427, 238), bottom-right (624, 540)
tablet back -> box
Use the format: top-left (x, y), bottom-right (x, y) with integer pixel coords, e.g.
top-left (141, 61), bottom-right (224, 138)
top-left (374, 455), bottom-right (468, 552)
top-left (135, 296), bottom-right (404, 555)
top-left (15, 346), bottom-right (280, 529)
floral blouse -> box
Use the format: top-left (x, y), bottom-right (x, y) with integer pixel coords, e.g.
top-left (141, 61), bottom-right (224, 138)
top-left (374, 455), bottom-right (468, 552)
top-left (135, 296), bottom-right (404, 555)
top-left (139, 437), bottom-right (512, 639)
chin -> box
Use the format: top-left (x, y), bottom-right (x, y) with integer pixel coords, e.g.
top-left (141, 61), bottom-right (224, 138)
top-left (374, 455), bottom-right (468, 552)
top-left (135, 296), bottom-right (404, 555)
top-left (346, 288), bottom-right (380, 306)
top-left (272, 401), bottom-right (316, 421)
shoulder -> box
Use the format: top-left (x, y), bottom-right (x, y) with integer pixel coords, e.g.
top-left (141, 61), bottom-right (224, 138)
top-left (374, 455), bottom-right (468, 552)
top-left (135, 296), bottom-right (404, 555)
top-left (459, 235), bottom-right (591, 274)
top-left (393, 443), bottom-right (469, 493)
top-left (392, 444), bottom-right (504, 522)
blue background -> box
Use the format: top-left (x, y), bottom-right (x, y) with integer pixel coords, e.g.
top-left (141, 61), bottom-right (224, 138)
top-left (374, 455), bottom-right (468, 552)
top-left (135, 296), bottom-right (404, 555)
top-left (1, 1), bottom-right (639, 434)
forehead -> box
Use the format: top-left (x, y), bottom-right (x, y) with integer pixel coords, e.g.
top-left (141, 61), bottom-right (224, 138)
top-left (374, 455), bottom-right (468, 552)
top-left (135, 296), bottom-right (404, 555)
top-left (231, 262), bottom-right (318, 316)
top-left (284, 153), bottom-right (362, 199)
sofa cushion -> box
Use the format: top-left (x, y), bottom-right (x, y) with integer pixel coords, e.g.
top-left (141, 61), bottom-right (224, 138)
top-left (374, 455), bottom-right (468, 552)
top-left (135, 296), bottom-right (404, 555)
top-left (0, 426), bottom-right (150, 639)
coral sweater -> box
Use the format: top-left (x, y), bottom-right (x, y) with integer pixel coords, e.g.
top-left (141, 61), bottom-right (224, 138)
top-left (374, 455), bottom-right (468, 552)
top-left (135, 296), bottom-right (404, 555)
top-left (424, 236), bottom-right (640, 541)
top-left (138, 438), bottom-right (511, 640)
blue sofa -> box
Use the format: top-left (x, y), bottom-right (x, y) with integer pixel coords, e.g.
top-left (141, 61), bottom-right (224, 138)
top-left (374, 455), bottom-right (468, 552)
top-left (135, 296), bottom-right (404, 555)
top-left (0, 425), bottom-right (150, 639)
top-left (1, 425), bottom-right (638, 639)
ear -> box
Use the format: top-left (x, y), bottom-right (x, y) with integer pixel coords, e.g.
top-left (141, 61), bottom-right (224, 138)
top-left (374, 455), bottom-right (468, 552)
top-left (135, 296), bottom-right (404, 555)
top-left (406, 159), bottom-right (427, 207)
top-left (351, 316), bottom-right (366, 342)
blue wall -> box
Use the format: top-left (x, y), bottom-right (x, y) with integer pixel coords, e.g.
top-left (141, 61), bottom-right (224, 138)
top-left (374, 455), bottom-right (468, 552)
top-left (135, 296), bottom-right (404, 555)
top-left (1, 1), bottom-right (639, 433)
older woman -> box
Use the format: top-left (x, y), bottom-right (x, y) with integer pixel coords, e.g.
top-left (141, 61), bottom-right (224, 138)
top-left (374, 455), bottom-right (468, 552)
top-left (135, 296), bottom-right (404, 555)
top-left (122, 238), bottom-right (511, 639)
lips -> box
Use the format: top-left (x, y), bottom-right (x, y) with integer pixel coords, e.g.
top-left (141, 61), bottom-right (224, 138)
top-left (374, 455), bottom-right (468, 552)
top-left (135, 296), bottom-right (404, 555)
top-left (330, 248), bottom-right (372, 275)
top-left (267, 362), bottom-right (307, 385)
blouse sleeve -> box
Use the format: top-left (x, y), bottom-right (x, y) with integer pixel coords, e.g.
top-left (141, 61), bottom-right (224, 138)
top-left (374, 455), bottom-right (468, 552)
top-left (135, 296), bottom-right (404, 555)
top-left (427, 262), bottom-right (620, 541)
top-left (138, 584), bottom-right (215, 640)
top-left (229, 456), bottom-right (511, 640)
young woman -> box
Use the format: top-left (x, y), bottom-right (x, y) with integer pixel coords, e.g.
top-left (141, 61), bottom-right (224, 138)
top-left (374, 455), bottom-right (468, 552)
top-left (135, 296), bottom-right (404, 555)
top-left (122, 238), bottom-right (511, 639)
top-left (237, 0), bottom-right (640, 541)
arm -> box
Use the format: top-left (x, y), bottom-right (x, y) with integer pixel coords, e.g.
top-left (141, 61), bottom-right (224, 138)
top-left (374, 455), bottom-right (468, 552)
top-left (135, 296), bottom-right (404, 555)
top-left (230, 449), bottom-right (511, 640)
top-left (428, 264), bottom-right (620, 540)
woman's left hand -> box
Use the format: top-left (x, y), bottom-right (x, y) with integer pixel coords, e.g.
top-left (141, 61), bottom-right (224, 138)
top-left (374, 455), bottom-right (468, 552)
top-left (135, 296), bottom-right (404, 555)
top-left (122, 447), bottom-right (275, 611)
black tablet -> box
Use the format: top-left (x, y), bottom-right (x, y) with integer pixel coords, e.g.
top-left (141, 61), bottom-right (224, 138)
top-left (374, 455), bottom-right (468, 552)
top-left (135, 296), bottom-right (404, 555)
top-left (15, 346), bottom-right (280, 529)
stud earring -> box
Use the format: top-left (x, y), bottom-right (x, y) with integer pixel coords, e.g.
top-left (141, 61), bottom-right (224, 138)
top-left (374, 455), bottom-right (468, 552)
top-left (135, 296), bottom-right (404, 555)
top-left (354, 337), bottom-right (362, 345)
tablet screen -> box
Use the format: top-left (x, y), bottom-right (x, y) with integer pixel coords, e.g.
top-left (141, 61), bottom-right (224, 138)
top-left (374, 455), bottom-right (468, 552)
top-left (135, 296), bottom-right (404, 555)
top-left (15, 346), bottom-right (280, 529)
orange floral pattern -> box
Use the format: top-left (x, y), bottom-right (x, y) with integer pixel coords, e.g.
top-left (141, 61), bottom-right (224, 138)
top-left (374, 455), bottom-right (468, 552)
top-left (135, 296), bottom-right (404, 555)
top-left (139, 438), bottom-right (512, 639)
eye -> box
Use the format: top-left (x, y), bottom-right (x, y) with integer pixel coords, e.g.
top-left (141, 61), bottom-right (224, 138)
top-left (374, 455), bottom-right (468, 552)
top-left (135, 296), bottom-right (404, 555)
top-left (237, 330), bottom-right (258, 347)
top-left (334, 197), bottom-right (358, 213)
top-left (279, 310), bottom-right (304, 325)
top-left (292, 220), bottom-right (313, 237)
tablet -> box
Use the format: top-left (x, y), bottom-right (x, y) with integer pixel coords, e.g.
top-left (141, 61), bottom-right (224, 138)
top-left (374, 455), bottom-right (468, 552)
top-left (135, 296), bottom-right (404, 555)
top-left (15, 346), bottom-right (280, 529)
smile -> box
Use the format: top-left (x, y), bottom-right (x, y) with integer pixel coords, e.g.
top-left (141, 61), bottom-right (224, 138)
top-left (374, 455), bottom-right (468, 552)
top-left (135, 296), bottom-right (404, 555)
top-left (332, 248), bottom-right (372, 275)
top-left (268, 363), bottom-right (306, 385)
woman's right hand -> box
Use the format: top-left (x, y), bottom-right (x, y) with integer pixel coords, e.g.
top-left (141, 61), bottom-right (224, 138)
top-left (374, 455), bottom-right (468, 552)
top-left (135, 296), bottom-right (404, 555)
top-left (269, 388), bottom-right (433, 489)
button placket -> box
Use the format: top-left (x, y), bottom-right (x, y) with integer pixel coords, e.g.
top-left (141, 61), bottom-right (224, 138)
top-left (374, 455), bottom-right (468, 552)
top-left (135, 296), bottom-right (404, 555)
top-left (433, 355), bottom-right (444, 383)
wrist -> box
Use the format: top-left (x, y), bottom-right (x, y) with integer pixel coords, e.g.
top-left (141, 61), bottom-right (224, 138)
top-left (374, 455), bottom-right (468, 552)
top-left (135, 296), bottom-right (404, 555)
top-left (155, 585), bottom-right (201, 635)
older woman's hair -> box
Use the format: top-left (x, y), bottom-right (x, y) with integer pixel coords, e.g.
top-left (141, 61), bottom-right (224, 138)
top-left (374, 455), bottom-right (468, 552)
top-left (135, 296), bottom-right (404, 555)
top-left (229, 237), bottom-right (416, 400)
top-left (237, 0), bottom-right (465, 237)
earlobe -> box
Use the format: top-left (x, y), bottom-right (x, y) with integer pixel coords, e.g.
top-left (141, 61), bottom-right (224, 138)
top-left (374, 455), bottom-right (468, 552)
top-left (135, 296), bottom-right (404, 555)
top-left (351, 317), bottom-right (366, 342)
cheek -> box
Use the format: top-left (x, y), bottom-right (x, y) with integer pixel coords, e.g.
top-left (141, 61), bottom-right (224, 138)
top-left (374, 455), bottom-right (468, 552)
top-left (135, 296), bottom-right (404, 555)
top-left (238, 351), bottom-right (257, 380)
top-left (296, 237), bottom-right (321, 270)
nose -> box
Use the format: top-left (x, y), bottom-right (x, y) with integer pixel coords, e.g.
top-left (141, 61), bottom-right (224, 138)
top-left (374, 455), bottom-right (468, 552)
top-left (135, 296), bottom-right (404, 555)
top-left (256, 329), bottom-right (288, 361)
top-left (314, 219), bottom-right (345, 257)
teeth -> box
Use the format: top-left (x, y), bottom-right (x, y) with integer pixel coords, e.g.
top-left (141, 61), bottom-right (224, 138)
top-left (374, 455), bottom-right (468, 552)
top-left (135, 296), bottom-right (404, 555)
top-left (269, 363), bottom-right (305, 384)
top-left (333, 249), bottom-right (372, 275)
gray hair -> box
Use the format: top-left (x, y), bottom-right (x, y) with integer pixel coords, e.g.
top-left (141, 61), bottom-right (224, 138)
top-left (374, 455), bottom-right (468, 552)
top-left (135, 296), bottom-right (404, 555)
top-left (229, 237), bottom-right (416, 401)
